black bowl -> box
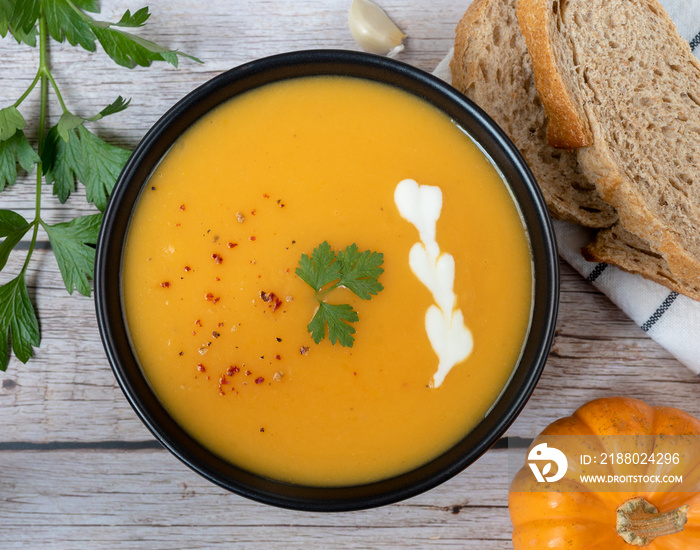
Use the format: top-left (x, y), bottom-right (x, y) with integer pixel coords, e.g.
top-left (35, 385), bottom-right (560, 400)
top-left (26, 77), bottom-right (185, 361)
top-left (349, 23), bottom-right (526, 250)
top-left (95, 49), bottom-right (559, 511)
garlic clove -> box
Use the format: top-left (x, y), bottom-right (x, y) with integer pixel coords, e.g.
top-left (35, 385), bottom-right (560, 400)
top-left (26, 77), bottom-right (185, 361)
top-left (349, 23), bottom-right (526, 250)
top-left (348, 0), bottom-right (406, 57)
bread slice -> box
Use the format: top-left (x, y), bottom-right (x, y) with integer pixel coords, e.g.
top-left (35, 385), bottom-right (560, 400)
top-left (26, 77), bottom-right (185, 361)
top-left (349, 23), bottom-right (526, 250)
top-left (450, 0), bottom-right (617, 228)
top-left (517, 0), bottom-right (700, 286)
top-left (583, 224), bottom-right (700, 301)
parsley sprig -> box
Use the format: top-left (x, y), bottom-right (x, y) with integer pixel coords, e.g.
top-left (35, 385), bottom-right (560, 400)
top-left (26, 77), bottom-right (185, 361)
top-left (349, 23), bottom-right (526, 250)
top-left (0, 2), bottom-right (199, 370)
top-left (296, 241), bottom-right (384, 347)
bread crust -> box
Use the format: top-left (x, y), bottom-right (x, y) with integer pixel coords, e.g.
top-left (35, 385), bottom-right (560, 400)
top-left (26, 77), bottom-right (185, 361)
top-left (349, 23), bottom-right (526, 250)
top-left (516, 0), bottom-right (591, 148)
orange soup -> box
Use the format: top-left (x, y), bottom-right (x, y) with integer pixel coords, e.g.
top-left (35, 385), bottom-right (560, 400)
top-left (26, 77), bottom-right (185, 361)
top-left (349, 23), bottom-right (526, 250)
top-left (122, 76), bottom-right (532, 486)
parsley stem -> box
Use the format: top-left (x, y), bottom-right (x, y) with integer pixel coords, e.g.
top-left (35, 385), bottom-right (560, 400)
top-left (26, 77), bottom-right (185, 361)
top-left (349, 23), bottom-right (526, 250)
top-left (13, 69), bottom-right (42, 109)
top-left (43, 67), bottom-right (68, 114)
top-left (37, 12), bottom-right (49, 154)
top-left (21, 11), bottom-right (49, 275)
top-left (316, 283), bottom-right (340, 301)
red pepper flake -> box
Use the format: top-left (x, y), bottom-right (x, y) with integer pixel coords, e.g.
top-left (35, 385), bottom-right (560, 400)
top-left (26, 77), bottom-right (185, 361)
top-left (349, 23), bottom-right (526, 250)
top-left (175, 223), bottom-right (181, 227)
top-left (259, 291), bottom-right (282, 312)
top-left (259, 427), bottom-right (265, 432)
top-left (255, 377), bottom-right (265, 385)
top-left (212, 331), bottom-right (220, 339)
top-left (251, 209), bottom-right (256, 216)
top-left (227, 242), bottom-right (238, 249)
top-left (274, 354), bottom-right (281, 360)
top-left (245, 370), bottom-right (252, 376)
top-left (184, 266), bottom-right (191, 272)
top-left (161, 281), bottom-right (170, 288)
top-left (197, 363), bottom-right (206, 372)
top-left (219, 375), bottom-right (229, 385)
top-left (205, 293), bottom-right (220, 304)
top-left (212, 253), bottom-right (223, 264)
top-left (226, 365), bottom-right (239, 376)
top-left (195, 319), bottom-right (202, 327)
top-left (179, 204), bottom-right (186, 211)
top-left (263, 193), bottom-right (270, 199)
top-left (249, 236), bottom-right (256, 241)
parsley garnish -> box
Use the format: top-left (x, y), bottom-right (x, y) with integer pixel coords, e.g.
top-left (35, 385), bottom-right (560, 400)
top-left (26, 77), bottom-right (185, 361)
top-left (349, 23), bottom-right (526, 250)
top-left (296, 241), bottom-right (384, 347)
top-left (0, 2), bottom-right (200, 370)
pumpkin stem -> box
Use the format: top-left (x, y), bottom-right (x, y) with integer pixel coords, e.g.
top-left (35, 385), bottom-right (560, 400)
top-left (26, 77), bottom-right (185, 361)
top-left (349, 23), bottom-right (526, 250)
top-left (617, 497), bottom-right (689, 546)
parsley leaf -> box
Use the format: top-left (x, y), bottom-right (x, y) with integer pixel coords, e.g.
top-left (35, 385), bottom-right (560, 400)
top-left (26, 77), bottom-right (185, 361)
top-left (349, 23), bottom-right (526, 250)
top-left (0, 274), bottom-right (40, 371)
top-left (8, 0), bottom-right (40, 35)
top-left (42, 213), bottom-right (101, 296)
top-left (113, 7), bottom-right (151, 28)
top-left (0, 105), bottom-right (26, 141)
top-left (296, 242), bottom-right (384, 347)
top-left (43, 1), bottom-right (201, 68)
top-left (56, 97), bottom-right (131, 141)
top-left (308, 302), bottom-right (359, 347)
top-left (0, 130), bottom-right (40, 191)
top-left (76, 125), bottom-right (131, 210)
top-left (43, 0), bottom-right (96, 51)
top-left (0, 1), bottom-right (10, 37)
top-left (336, 243), bottom-right (385, 299)
top-left (89, 95), bottom-right (131, 121)
top-left (41, 124), bottom-right (81, 202)
top-left (1, 0), bottom-right (39, 45)
top-left (0, 209), bottom-right (32, 271)
top-left (296, 241), bottom-right (340, 292)
top-left (42, 123), bottom-right (131, 209)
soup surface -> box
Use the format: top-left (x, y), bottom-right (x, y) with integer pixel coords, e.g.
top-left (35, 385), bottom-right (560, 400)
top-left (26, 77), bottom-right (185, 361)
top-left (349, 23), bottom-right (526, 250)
top-left (122, 76), bottom-right (533, 486)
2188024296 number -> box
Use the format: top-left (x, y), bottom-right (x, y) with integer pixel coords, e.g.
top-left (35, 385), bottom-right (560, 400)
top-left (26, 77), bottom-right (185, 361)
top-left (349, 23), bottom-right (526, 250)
top-left (586, 452), bottom-right (681, 466)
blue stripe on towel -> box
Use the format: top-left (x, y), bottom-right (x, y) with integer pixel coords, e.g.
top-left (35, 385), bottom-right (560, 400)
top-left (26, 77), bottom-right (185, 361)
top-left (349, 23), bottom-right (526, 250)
top-left (586, 263), bottom-right (608, 283)
top-left (690, 30), bottom-right (700, 51)
top-left (641, 292), bottom-right (679, 332)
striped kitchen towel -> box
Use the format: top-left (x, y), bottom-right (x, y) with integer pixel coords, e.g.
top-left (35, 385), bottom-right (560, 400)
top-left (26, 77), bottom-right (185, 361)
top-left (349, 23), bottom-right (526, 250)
top-left (433, 0), bottom-right (700, 375)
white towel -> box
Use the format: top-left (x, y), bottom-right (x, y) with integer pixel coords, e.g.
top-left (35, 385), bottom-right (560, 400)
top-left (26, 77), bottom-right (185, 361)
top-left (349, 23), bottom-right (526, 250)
top-left (432, 0), bottom-right (700, 375)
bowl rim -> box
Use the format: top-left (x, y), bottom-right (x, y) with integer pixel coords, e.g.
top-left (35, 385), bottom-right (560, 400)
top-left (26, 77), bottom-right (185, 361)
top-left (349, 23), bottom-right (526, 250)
top-left (95, 48), bottom-right (559, 512)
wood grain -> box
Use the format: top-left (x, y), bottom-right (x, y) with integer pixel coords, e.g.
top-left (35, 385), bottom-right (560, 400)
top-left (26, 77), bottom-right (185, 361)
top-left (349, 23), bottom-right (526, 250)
top-left (1, 1), bottom-right (698, 548)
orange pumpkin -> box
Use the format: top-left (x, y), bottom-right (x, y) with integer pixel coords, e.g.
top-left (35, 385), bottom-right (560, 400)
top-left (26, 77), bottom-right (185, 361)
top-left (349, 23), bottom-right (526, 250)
top-left (509, 397), bottom-right (700, 548)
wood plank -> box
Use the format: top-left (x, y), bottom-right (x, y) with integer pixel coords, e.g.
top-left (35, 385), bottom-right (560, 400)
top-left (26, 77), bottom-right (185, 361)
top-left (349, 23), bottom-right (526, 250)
top-left (0, 447), bottom-right (512, 549)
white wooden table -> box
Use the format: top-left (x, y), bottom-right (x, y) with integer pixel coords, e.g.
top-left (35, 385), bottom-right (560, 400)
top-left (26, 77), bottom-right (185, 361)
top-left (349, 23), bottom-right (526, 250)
top-left (1, 1), bottom-right (698, 548)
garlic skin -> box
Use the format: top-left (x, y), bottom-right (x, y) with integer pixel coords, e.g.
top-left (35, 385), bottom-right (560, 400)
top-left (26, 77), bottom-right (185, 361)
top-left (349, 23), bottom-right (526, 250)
top-left (348, 0), bottom-right (406, 57)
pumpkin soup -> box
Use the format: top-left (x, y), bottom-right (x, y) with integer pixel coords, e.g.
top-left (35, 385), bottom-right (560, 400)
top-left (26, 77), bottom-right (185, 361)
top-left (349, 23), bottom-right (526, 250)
top-left (122, 75), bottom-right (532, 486)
